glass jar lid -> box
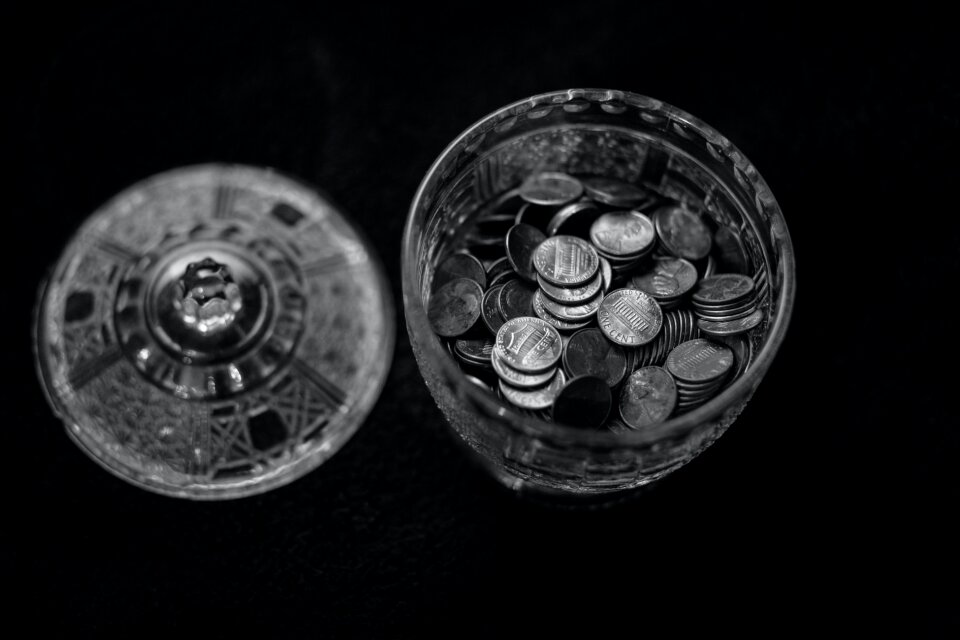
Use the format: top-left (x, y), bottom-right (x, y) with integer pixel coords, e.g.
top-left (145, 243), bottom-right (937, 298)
top-left (34, 164), bottom-right (394, 499)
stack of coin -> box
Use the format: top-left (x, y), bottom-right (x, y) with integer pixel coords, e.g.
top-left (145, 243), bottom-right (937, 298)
top-left (589, 210), bottom-right (657, 275)
top-left (492, 316), bottom-right (566, 411)
top-left (453, 338), bottom-right (495, 371)
top-left (691, 273), bottom-right (759, 327)
top-left (530, 235), bottom-right (605, 332)
top-left (665, 339), bottom-right (734, 411)
top-left (627, 308), bottom-right (700, 370)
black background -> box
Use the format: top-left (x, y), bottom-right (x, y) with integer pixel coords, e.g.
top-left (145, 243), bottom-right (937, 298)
top-left (6, 2), bottom-right (957, 636)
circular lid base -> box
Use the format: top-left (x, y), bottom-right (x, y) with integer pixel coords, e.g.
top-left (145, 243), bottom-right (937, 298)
top-left (35, 164), bottom-right (394, 499)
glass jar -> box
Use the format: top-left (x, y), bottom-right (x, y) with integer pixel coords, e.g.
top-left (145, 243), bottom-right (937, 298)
top-left (402, 89), bottom-right (795, 502)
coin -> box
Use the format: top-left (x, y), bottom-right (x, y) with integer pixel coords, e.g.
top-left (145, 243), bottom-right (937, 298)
top-left (597, 288), bottom-right (663, 346)
top-left (562, 328), bottom-right (628, 387)
top-left (464, 374), bottom-right (493, 393)
top-left (654, 206), bottom-right (713, 260)
top-left (619, 366), bottom-right (678, 429)
top-left (532, 290), bottom-right (593, 331)
top-left (475, 213), bottom-right (518, 239)
top-left (506, 223), bottom-right (547, 283)
top-left (491, 349), bottom-right (556, 388)
top-left (485, 256), bottom-right (514, 284)
top-left (481, 284), bottom-right (506, 334)
top-left (589, 211), bottom-right (656, 257)
top-left (581, 176), bottom-right (652, 208)
top-left (538, 289), bottom-right (602, 320)
top-left (629, 257), bottom-right (698, 301)
top-left (533, 235), bottom-right (599, 286)
top-left (712, 226), bottom-right (750, 274)
top-left (697, 310), bottom-right (763, 337)
top-left (519, 172), bottom-right (584, 206)
top-left (537, 271), bottom-right (603, 304)
top-left (552, 375), bottom-right (612, 429)
top-left (599, 257), bottom-right (613, 293)
top-left (494, 316), bottom-right (564, 373)
top-left (703, 255), bottom-right (717, 279)
top-left (665, 339), bottom-right (734, 383)
top-left (515, 202), bottom-right (558, 231)
top-left (546, 201), bottom-right (601, 238)
top-left (497, 278), bottom-right (537, 320)
top-left (692, 274), bottom-right (756, 305)
top-left (607, 418), bottom-right (633, 434)
top-left (499, 369), bottom-right (567, 410)
top-left (488, 268), bottom-right (518, 289)
top-left (716, 333), bottom-right (751, 383)
top-left (428, 277), bottom-right (484, 337)
top-left (433, 251), bottom-right (487, 291)
top-left (454, 338), bottom-right (495, 366)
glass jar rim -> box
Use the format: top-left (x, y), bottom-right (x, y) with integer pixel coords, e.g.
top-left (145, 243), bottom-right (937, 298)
top-left (402, 88), bottom-right (795, 448)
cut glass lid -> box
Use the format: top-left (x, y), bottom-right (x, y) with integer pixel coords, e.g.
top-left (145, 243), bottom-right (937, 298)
top-left (34, 164), bottom-right (395, 499)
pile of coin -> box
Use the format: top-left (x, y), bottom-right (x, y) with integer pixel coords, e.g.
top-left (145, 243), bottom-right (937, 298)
top-left (665, 339), bottom-right (734, 411)
top-left (530, 235), bottom-right (605, 332)
top-left (426, 170), bottom-right (765, 433)
top-left (691, 273), bottom-right (763, 338)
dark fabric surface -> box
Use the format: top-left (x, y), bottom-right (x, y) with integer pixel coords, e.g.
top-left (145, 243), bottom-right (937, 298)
top-left (6, 2), bottom-right (957, 636)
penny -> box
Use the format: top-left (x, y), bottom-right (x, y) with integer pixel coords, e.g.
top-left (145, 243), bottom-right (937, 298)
top-left (519, 172), bottom-right (584, 206)
top-left (485, 256), bottom-right (514, 284)
top-left (589, 211), bottom-right (656, 257)
top-left (488, 268), bottom-right (518, 289)
top-left (665, 339), bottom-right (734, 383)
top-left (491, 349), bottom-right (556, 389)
top-left (499, 369), bottom-right (567, 410)
top-left (619, 366), bottom-right (678, 429)
top-left (428, 277), bottom-right (484, 337)
top-left (539, 289), bottom-right (602, 321)
top-left (433, 251), bottom-right (487, 291)
top-left (552, 375), bottom-right (612, 429)
top-left (546, 201), bottom-right (601, 238)
top-left (712, 226), bottom-right (751, 274)
top-left (494, 316), bottom-right (564, 373)
top-left (581, 176), bottom-right (652, 208)
top-left (464, 374), bottom-right (493, 393)
top-left (703, 255), bottom-right (717, 279)
top-left (597, 288), bottom-right (663, 346)
top-left (630, 257), bottom-right (699, 300)
top-left (692, 274), bottom-right (756, 305)
top-left (532, 290), bottom-right (593, 331)
top-left (475, 213), bottom-right (518, 239)
top-left (716, 333), bottom-right (751, 383)
top-left (481, 284), bottom-right (506, 334)
top-left (454, 338), bottom-right (495, 366)
top-left (515, 202), bottom-right (558, 231)
top-left (506, 223), bottom-right (547, 283)
top-left (697, 310), bottom-right (763, 336)
top-left (607, 418), bottom-right (633, 435)
top-left (537, 271), bottom-right (603, 305)
top-left (654, 206), bottom-right (713, 260)
top-left (599, 257), bottom-right (613, 293)
top-left (533, 235), bottom-right (599, 286)
top-left (562, 328), bottom-right (628, 387)
top-left (497, 278), bottom-right (537, 320)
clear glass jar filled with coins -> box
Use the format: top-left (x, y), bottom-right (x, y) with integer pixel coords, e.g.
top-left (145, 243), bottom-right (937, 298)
top-left (403, 89), bottom-right (795, 502)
